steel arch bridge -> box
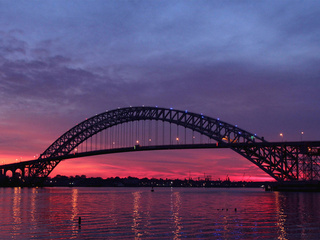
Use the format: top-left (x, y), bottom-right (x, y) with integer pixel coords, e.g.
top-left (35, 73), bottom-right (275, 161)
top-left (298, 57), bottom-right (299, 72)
top-left (1, 106), bottom-right (320, 186)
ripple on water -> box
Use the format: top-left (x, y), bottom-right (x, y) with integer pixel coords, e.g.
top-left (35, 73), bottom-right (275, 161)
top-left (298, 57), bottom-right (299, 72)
top-left (0, 187), bottom-right (320, 239)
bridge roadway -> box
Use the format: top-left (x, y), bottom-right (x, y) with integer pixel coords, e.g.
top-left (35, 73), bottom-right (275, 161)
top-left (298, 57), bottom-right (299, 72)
top-left (1, 141), bottom-right (320, 189)
top-left (2, 141), bottom-right (320, 169)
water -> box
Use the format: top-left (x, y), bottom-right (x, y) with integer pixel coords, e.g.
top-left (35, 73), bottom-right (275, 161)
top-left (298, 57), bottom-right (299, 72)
top-left (0, 187), bottom-right (319, 239)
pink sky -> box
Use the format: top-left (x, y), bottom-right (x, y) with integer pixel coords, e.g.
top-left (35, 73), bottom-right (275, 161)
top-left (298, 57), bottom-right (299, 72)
top-left (51, 150), bottom-right (275, 181)
top-left (0, 1), bottom-right (319, 182)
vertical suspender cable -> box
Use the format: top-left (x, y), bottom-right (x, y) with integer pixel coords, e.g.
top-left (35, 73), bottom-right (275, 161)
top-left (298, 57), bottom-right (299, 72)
top-left (91, 134), bottom-right (93, 151)
top-left (156, 120), bottom-right (158, 146)
top-left (143, 120), bottom-right (145, 146)
top-left (170, 122), bottom-right (172, 145)
top-left (177, 123), bottom-right (179, 144)
top-left (185, 126), bottom-right (187, 145)
top-left (163, 120), bottom-right (165, 145)
top-left (148, 120), bottom-right (152, 146)
top-left (105, 128), bottom-right (107, 149)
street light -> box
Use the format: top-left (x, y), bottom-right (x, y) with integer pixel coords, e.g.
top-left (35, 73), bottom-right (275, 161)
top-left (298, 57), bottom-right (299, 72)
top-left (301, 131), bottom-right (304, 141)
top-left (280, 133), bottom-right (283, 142)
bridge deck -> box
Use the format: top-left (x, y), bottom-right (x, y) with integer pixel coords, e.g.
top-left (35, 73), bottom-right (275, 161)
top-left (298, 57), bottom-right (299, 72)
top-left (1, 141), bottom-right (320, 168)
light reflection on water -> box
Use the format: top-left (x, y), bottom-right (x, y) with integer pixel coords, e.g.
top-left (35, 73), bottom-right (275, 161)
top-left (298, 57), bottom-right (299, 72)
top-left (0, 187), bottom-right (319, 239)
top-left (171, 190), bottom-right (182, 239)
top-left (12, 188), bottom-right (21, 237)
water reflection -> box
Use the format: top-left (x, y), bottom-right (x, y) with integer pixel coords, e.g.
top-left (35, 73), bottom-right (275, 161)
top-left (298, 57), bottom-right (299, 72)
top-left (274, 191), bottom-right (320, 239)
top-left (170, 190), bottom-right (182, 239)
top-left (12, 187), bottom-right (22, 236)
top-left (71, 188), bottom-right (80, 236)
top-left (108, 192), bottom-right (119, 227)
top-left (71, 189), bottom-right (79, 220)
top-left (275, 192), bottom-right (288, 240)
top-left (30, 188), bottom-right (38, 237)
top-left (0, 188), bottom-right (319, 239)
top-left (132, 191), bottom-right (142, 238)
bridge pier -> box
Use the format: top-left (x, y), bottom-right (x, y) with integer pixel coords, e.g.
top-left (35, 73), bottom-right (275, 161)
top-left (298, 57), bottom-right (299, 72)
top-left (0, 164), bottom-right (30, 187)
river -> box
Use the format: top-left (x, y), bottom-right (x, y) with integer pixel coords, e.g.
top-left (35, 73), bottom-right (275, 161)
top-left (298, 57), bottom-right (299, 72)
top-left (0, 187), bottom-right (319, 239)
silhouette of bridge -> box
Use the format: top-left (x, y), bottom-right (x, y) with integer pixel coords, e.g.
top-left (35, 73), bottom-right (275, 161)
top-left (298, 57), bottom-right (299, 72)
top-left (1, 106), bottom-right (320, 186)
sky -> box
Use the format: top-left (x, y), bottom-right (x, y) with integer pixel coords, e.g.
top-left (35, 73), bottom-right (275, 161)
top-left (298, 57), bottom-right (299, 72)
top-left (0, 0), bottom-right (319, 181)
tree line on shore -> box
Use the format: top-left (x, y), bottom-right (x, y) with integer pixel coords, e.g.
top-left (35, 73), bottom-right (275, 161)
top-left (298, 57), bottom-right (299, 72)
top-left (43, 175), bottom-right (266, 188)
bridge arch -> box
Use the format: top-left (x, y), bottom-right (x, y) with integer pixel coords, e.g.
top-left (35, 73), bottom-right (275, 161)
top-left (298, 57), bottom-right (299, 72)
top-left (34, 106), bottom-right (288, 180)
top-left (40, 106), bottom-right (263, 159)
top-left (1, 106), bottom-right (318, 185)
top-left (5, 169), bottom-right (13, 178)
top-left (19, 105), bottom-right (318, 184)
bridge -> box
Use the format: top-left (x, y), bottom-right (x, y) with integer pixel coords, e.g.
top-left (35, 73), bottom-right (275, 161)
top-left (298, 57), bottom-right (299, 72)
top-left (1, 106), bottom-right (320, 187)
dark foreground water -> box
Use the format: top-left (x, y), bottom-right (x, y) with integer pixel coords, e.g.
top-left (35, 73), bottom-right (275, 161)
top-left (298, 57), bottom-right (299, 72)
top-left (0, 187), bottom-right (319, 239)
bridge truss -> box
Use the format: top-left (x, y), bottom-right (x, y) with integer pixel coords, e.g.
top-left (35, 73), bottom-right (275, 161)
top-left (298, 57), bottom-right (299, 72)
top-left (1, 106), bottom-right (319, 185)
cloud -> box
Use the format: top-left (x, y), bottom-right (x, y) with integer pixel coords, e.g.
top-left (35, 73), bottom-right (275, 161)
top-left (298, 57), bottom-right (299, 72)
top-left (1, 30), bottom-right (319, 136)
top-left (2, 1), bottom-right (319, 67)
top-left (0, 1), bottom-right (319, 179)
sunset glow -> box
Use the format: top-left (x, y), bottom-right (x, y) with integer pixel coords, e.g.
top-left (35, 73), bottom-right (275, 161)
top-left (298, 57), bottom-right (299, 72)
top-left (0, 1), bottom-right (319, 182)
